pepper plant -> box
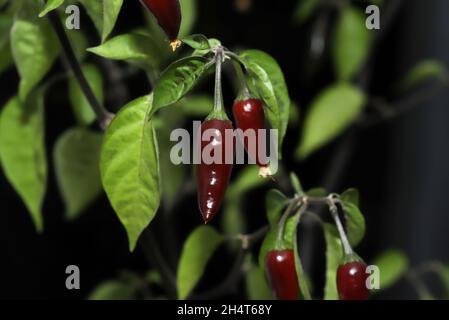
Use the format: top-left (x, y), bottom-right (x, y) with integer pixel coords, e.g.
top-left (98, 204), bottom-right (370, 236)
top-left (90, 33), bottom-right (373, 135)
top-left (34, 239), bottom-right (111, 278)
top-left (1, 0), bottom-right (449, 300)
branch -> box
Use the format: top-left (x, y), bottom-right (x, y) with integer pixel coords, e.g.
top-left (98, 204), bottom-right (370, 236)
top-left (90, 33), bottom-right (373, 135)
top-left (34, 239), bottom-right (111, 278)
top-left (47, 12), bottom-right (114, 130)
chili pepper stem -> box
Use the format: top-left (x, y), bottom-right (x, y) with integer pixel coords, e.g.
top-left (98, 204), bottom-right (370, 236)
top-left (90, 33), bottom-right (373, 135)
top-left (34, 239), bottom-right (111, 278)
top-left (207, 47), bottom-right (229, 121)
top-left (327, 196), bottom-right (354, 256)
top-left (275, 197), bottom-right (302, 249)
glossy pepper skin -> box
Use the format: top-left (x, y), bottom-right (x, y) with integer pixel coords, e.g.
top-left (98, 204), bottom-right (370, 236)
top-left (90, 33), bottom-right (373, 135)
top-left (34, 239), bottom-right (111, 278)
top-left (140, 0), bottom-right (181, 41)
top-left (266, 250), bottom-right (299, 300)
top-left (197, 119), bottom-right (234, 223)
top-left (232, 98), bottom-right (267, 167)
top-left (337, 262), bottom-right (369, 300)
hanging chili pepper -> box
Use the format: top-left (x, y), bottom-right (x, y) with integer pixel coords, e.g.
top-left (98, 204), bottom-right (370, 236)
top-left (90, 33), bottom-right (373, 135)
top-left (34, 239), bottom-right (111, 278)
top-left (266, 249), bottom-right (300, 300)
top-left (337, 261), bottom-right (369, 300)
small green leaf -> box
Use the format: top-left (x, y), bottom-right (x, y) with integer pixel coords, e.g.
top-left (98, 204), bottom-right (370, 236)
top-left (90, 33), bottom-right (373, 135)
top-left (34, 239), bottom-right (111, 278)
top-left (177, 225), bottom-right (224, 299)
top-left (323, 224), bottom-right (344, 300)
top-left (240, 50), bottom-right (290, 154)
top-left (11, 1), bottom-right (59, 100)
top-left (88, 281), bottom-right (135, 300)
top-left (102, 0), bottom-right (123, 42)
top-left (54, 127), bottom-right (103, 220)
top-left (297, 84), bottom-right (366, 159)
top-left (306, 187), bottom-right (327, 197)
top-left (153, 56), bottom-right (210, 112)
top-left (245, 256), bottom-right (273, 300)
top-left (292, 0), bottom-right (321, 25)
top-left (372, 249), bottom-right (408, 290)
top-left (290, 172), bottom-right (303, 194)
top-left (283, 215), bottom-right (298, 249)
top-left (68, 64), bottom-right (103, 125)
top-left (100, 95), bottom-right (160, 251)
top-left (341, 188), bottom-right (360, 207)
top-left (179, 0), bottom-right (197, 37)
top-left (181, 34), bottom-right (210, 50)
top-left (39, 0), bottom-right (65, 17)
top-left (341, 202), bottom-right (365, 246)
top-left (332, 7), bottom-right (372, 81)
top-left (87, 32), bottom-right (163, 66)
top-left (398, 60), bottom-right (449, 92)
top-left (265, 189), bottom-right (288, 226)
top-left (0, 90), bottom-right (47, 231)
top-left (193, 38), bottom-right (221, 56)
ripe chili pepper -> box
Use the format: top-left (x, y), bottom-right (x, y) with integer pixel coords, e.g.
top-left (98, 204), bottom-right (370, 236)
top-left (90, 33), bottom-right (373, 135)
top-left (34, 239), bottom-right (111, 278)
top-left (197, 119), bottom-right (234, 223)
top-left (337, 261), bottom-right (369, 300)
top-left (232, 98), bottom-right (271, 176)
top-left (266, 249), bottom-right (299, 300)
top-left (140, 0), bottom-right (181, 47)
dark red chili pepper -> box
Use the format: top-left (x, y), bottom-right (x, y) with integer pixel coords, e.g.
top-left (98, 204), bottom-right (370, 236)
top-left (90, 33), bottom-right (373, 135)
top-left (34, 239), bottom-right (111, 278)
top-left (140, 0), bottom-right (181, 42)
top-left (232, 98), bottom-right (269, 169)
top-left (266, 249), bottom-right (299, 300)
top-left (197, 119), bottom-right (234, 223)
top-left (337, 261), bottom-right (369, 300)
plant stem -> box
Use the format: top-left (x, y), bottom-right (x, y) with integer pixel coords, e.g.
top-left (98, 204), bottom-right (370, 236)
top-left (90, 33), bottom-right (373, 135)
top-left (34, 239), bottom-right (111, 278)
top-left (214, 48), bottom-right (225, 114)
top-left (47, 11), bottom-right (114, 130)
top-left (327, 197), bottom-right (353, 256)
top-left (276, 199), bottom-right (301, 248)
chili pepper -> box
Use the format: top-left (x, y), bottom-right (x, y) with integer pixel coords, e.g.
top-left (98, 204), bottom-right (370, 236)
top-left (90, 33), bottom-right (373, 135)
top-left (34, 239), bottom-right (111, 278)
top-left (197, 119), bottom-right (234, 223)
top-left (337, 261), bottom-right (369, 300)
top-left (140, 0), bottom-right (181, 49)
top-left (266, 249), bottom-right (299, 300)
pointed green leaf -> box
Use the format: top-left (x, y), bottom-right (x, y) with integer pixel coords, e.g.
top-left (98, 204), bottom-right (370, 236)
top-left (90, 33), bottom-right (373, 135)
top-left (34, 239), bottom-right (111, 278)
top-left (297, 84), bottom-right (366, 159)
top-left (102, 0), bottom-right (123, 42)
top-left (179, 0), bottom-right (197, 37)
top-left (324, 224), bottom-right (344, 300)
top-left (11, 1), bottom-right (59, 100)
top-left (79, 0), bottom-right (103, 36)
top-left (398, 60), bottom-right (449, 92)
top-left (88, 281), bottom-right (135, 300)
top-left (68, 64), bottom-right (103, 125)
top-left (39, 0), bottom-right (65, 17)
top-left (100, 95), bottom-right (160, 251)
top-left (0, 90), bottom-right (47, 231)
top-left (341, 199), bottom-right (365, 246)
top-left (290, 172), bottom-right (304, 194)
top-left (333, 6), bottom-right (372, 81)
top-left (54, 127), bottom-right (103, 220)
top-left (292, 0), bottom-right (321, 25)
top-left (265, 189), bottom-right (288, 226)
top-left (372, 250), bottom-right (408, 290)
top-left (341, 188), bottom-right (360, 207)
top-left (153, 56), bottom-right (210, 111)
top-left (177, 225), bottom-right (224, 299)
top-left (181, 34), bottom-right (210, 50)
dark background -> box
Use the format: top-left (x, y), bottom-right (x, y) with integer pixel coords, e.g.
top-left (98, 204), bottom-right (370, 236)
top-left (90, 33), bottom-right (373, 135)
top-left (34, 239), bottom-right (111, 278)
top-left (0, 0), bottom-right (448, 299)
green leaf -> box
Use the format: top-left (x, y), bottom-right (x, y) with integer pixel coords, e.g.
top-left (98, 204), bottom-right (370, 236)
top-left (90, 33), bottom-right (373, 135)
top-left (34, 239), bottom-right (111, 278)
top-left (87, 31), bottom-right (163, 66)
top-left (292, 0), bottom-right (321, 25)
top-left (68, 64), bottom-right (103, 125)
top-left (0, 90), bottom-right (47, 231)
top-left (54, 127), bottom-right (103, 220)
top-left (152, 56), bottom-right (210, 112)
top-left (179, 0), bottom-right (197, 37)
top-left (102, 0), bottom-right (123, 42)
top-left (11, 1), bottom-right (59, 100)
top-left (292, 213), bottom-right (312, 300)
top-left (258, 228), bottom-right (276, 275)
top-left (265, 189), bottom-right (288, 226)
top-left (341, 189), bottom-right (365, 246)
top-left (297, 84), bottom-right (366, 159)
top-left (245, 256), bottom-right (273, 300)
top-left (323, 224), bottom-right (344, 300)
top-left (88, 281), bottom-right (135, 300)
top-left (192, 38), bottom-right (221, 56)
top-left (226, 166), bottom-right (268, 199)
top-left (79, 0), bottom-right (103, 35)
top-left (283, 216), bottom-right (298, 249)
top-left (436, 265), bottom-right (449, 298)
top-left (181, 34), bottom-right (210, 50)
top-left (341, 188), bottom-right (359, 207)
top-left (333, 7), bottom-right (372, 81)
top-left (177, 225), bottom-right (224, 299)
top-left (100, 95), bottom-right (160, 251)
top-left (372, 249), bottom-right (408, 290)
top-left (290, 172), bottom-right (303, 194)
top-left (240, 50), bottom-right (290, 154)
top-left (398, 60), bottom-right (449, 92)
top-left (306, 187), bottom-right (327, 197)
top-left (39, 0), bottom-right (65, 17)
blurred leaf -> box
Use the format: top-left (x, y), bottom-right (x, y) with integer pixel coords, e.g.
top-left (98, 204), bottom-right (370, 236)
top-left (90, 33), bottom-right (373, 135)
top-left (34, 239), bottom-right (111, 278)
top-left (68, 64), bottom-right (103, 126)
top-left (0, 12), bottom-right (13, 49)
top-left (289, 101), bottom-right (300, 125)
top-left (222, 202), bottom-right (246, 252)
top-left (67, 28), bottom-right (88, 61)
top-left (54, 127), bottom-right (103, 220)
top-left (177, 225), bottom-right (224, 299)
top-left (436, 265), bottom-right (449, 298)
top-left (102, 0), bottom-right (123, 42)
top-left (372, 249), bottom-right (408, 290)
top-left (0, 90), bottom-right (47, 231)
top-left (79, 0), bottom-right (103, 35)
top-left (0, 41), bottom-right (13, 74)
top-left (323, 224), bottom-right (344, 300)
top-left (290, 172), bottom-right (303, 194)
top-left (39, 0), bottom-right (65, 17)
top-left (397, 60), bottom-right (448, 92)
top-left (152, 56), bottom-right (210, 112)
top-left (100, 95), bottom-right (160, 251)
top-left (297, 84), bottom-right (366, 159)
top-left (88, 281), bottom-right (135, 300)
top-left (226, 166), bottom-right (267, 199)
top-left (145, 270), bottom-right (162, 285)
top-left (341, 188), bottom-right (360, 207)
top-left (240, 50), bottom-right (290, 155)
top-left (245, 256), bottom-right (273, 300)
top-left (179, 0), bottom-right (197, 37)
top-left (292, 0), bottom-right (321, 25)
top-left (265, 189), bottom-right (288, 226)
top-left (332, 6), bottom-right (372, 81)
top-left (87, 31), bottom-right (163, 67)
top-left (11, 1), bottom-right (59, 100)
top-left (306, 187), bottom-right (326, 197)
top-left (181, 34), bottom-right (210, 50)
